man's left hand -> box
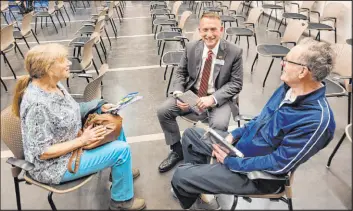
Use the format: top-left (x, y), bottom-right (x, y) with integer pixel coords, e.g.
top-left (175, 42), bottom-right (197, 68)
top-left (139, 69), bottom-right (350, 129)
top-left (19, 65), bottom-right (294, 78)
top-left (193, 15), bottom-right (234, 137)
top-left (212, 144), bottom-right (229, 164)
top-left (101, 103), bottom-right (116, 113)
top-left (196, 96), bottom-right (215, 109)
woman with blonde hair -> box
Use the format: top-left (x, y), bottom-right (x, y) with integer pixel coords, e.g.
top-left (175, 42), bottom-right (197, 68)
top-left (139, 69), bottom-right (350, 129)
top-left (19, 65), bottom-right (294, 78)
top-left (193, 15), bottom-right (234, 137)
top-left (12, 43), bottom-right (146, 210)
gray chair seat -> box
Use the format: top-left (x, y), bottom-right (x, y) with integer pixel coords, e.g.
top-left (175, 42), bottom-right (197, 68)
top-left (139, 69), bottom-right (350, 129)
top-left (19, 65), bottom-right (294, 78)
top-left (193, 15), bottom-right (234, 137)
top-left (24, 172), bottom-right (95, 194)
top-left (78, 25), bottom-right (95, 35)
top-left (2, 43), bottom-right (15, 53)
top-left (257, 44), bottom-right (290, 57)
top-left (346, 38), bottom-right (352, 45)
top-left (153, 18), bottom-right (177, 25)
top-left (282, 13), bottom-right (307, 20)
top-left (220, 15), bottom-right (236, 22)
top-left (308, 22), bottom-right (333, 30)
top-left (35, 11), bottom-right (51, 17)
top-left (204, 7), bottom-right (222, 12)
top-left (69, 37), bottom-right (91, 46)
top-left (156, 31), bottom-right (182, 40)
top-left (150, 1), bottom-right (167, 6)
top-left (150, 9), bottom-right (169, 15)
top-left (323, 78), bottom-right (346, 97)
top-left (162, 51), bottom-right (184, 65)
top-left (69, 59), bottom-right (85, 73)
top-left (13, 31), bottom-right (23, 39)
top-left (262, 4), bottom-right (284, 9)
top-left (226, 27), bottom-right (253, 36)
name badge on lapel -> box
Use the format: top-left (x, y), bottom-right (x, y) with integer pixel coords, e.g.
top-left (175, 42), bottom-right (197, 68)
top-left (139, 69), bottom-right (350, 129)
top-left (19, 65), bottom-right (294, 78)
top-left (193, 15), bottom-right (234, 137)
top-left (215, 59), bottom-right (224, 66)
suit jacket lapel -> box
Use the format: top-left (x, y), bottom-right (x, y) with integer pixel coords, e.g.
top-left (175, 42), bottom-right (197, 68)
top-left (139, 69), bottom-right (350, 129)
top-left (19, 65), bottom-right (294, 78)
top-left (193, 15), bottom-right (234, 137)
top-left (195, 40), bottom-right (204, 79)
top-left (213, 39), bottom-right (227, 83)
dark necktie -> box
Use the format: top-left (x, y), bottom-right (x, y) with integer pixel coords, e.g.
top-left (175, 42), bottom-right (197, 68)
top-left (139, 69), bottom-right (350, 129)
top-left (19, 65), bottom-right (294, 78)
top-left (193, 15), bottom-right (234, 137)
top-left (198, 50), bottom-right (213, 97)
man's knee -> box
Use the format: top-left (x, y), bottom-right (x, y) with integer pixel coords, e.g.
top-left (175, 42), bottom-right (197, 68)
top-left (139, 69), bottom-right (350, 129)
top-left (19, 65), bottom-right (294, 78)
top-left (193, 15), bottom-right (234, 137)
top-left (172, 164), bottom-right (190, 188)
top-left (157, 98), bottom-right (175, 120)
top-left (181, 128), bottom-right (204, 147)
top-left (209, 116), bottom-right (230, 131)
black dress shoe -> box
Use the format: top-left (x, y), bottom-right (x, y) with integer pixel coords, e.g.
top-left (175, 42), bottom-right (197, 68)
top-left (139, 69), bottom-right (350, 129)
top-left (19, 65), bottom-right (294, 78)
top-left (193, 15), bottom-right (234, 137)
top-left (158, 152), bottom-right (183, 173)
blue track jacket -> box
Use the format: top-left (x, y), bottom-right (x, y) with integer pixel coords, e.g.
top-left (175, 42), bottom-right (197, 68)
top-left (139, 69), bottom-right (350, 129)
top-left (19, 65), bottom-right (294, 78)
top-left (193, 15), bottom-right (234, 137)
top-left (224, 83), bottom-right (336, 175)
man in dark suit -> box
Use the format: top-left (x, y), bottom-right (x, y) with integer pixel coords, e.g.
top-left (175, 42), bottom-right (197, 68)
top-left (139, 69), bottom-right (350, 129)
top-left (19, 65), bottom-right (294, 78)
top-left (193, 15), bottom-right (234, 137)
top-left (157, 12), bottom-right (243, 173)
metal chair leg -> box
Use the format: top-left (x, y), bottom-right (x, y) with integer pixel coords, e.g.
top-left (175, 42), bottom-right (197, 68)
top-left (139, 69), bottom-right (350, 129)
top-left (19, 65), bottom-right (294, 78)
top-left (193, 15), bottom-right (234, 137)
top-left (166, 66), bottom-right (175, 97)
top-left (31, 29), bottom-right (40, 44)
top-left (159, 41), bottom-right (167, 66)
top-left (63, 6), bottom-right (70, 21)
top-left (1, 11), bottom-right (9, 24)
top-left (94, 44), bottom-right (104, 64)
top-left (164, 65), bottom-right (168, 80)
top-left (2, 52), bottom-right (17, 79)
top-left (1, 78), bottom-right (8, 92)
top-left (230, 196), bottom-right (238, 210)
top-left (47, 192), bottom-right (57, 211)
top-left (22, 37), bottom-right (30, 49)
top-left (251, 53), bottom-right (259, 73)
top-left (326, 132), bottom-right (346, 168)
top-left (14, 177), bottom-right (22, 211)
top-left (49, 16), bottom-right (59, 33)
top-left (15, 42), bottom-right (24, 58)
top-left (263, 58), bottom-right (275, 87)
top-left (287, 198), bottom-right (293, 211)
top-left (104, 28), bottom-right (112, 47)
top-left (58, 9), bottom-right (66, 26)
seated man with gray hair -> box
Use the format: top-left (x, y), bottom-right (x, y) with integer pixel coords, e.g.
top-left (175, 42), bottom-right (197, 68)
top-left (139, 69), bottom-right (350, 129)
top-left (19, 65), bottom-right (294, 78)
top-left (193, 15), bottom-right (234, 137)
top-left (171, 37), bottom-right (337, 209)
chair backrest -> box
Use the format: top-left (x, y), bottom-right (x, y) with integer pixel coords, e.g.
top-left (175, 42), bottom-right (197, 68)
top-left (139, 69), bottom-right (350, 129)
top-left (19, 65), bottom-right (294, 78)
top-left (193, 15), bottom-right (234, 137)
top-left (178, 11), bottom-right (192, 30)
top-left (107, 1), bottom-right (115, 18)
top-left (346, 124), bottom-right (352, 142)
top-left (1, 1), bottom-right (9, 11)
top-left (21, 12), bottom-right (34, 36)
top-left (48, 0), bottom-right (56, 14)
top-left (300, 1), bottom-right (315, 10)
top-left (331, 43), bottom-right (352, 77)
top-left (95, 18), bottom-right (105, 33)
top-left (1, 106), bottom-right (24, 160)
top-left (245, 7), bottom-right (264, 25)
top-left (57, 1), bottom-right (64, 8)
top-left (192, 28), bottom-right (201, 41)
top-left (229, 1), bottom-right (242, 12)
top-left (281, 20), bottom-right (308, 44)
top-left (172, 1), bottom-right (183, 17)
top-left (83, 64), bottom-right (109, 101)
top-left (331, 43), bottom-right (352, 91)
top-left (1, 24), bottom-right (15, 51)
top-left (322, 2), bottom-right (345, 19)
top-left (81, 36), bottom-right (96, 68)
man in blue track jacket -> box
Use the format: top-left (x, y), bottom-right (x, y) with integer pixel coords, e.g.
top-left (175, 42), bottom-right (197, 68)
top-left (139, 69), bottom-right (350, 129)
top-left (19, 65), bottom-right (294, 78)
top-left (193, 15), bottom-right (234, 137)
top-left (171, 38), bottom-right (337, 209)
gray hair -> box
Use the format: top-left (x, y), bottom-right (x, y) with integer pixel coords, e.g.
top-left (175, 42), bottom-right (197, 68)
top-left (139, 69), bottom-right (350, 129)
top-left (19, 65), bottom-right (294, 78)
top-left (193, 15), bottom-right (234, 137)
top-left (297, 37), bottom-right (336, 82)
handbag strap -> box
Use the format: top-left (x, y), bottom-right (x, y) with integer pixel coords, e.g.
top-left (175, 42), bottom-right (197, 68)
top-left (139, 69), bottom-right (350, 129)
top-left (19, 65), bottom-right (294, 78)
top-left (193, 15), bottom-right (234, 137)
top-left (67, 147), bottom-right (84, 173)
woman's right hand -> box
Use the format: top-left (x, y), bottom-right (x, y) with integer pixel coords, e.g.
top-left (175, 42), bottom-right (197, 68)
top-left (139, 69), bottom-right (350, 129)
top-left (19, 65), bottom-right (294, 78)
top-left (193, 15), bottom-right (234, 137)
top-left (79, 125), bottom-right (107, 146)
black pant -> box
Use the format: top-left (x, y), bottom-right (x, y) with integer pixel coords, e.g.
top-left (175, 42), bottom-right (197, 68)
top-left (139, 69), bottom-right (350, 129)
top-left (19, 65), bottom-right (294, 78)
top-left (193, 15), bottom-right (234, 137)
top-left (171, 127), bottom-right (284, 209)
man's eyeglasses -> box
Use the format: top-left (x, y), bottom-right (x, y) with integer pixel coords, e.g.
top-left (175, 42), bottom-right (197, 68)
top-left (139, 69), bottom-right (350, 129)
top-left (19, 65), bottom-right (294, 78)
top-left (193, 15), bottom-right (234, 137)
top-left (281, 58), bottom-right (310, 71)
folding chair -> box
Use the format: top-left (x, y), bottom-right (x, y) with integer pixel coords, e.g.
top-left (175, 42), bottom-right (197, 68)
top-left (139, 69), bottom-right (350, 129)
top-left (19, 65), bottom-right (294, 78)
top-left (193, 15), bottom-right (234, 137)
top-left (1, 23), bottom-right (24, 79)
top-left (250, 20), bottom-right (308, 87)
top-left (13, 11), bottom-right (40, 49)
top-left (225, 7), bottom-right (264, 48)
top-left (1, 106), bottom-right (96, 211)
top-left (307, 2), bottom-right (345, 43)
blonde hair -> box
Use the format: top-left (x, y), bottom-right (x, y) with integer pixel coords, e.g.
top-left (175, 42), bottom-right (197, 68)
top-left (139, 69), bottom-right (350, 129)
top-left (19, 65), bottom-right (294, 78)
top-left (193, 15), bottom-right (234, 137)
top-left (12, 43), bottom-right (68, 117)
top-left (201, 12), bottom-right (221, 20)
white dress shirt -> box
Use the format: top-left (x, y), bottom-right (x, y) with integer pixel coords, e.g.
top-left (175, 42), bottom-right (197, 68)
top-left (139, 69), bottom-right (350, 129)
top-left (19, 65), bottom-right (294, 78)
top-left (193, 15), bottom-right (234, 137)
top-left (194, 40), bottom-right (220, 94)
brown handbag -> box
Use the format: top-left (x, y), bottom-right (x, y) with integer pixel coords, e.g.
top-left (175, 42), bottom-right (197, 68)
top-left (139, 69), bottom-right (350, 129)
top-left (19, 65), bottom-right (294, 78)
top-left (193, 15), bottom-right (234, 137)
top-left (67, 113), bottom-right (123, 173)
